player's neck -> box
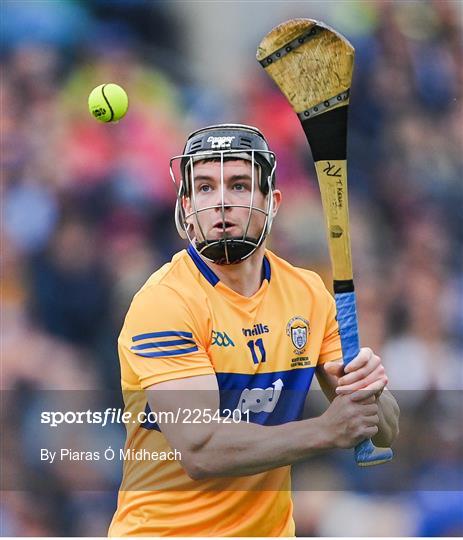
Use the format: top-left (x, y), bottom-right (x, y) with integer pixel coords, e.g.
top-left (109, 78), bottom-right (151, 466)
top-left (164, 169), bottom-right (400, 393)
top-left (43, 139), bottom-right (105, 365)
top-left (208, 244), bottom-right (266, 297)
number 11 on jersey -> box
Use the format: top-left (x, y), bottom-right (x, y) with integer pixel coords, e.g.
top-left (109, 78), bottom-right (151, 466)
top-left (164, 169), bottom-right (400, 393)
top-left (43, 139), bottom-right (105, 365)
top-left (247, 338), bottom-right (266, 364)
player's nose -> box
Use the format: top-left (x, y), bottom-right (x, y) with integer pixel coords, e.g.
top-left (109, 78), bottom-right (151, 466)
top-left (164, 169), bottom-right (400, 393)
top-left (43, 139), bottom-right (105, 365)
top-left (212, 189), bottom-right (233, 210)
top-left (214, 202), bottom-right (232, 212)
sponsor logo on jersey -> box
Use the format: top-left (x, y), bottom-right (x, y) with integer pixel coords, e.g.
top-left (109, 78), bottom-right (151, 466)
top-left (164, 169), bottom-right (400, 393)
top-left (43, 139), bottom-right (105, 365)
top-left (242, 323), bottom-right (269, 337)
top-left (237, 379), bottom-right (283, 414)
top-left (207, 135), bottom-right (235, 149)
top-left (211, 330), bottom-right (235, 347)
top-left (286, 316), bottom-right (310, 356)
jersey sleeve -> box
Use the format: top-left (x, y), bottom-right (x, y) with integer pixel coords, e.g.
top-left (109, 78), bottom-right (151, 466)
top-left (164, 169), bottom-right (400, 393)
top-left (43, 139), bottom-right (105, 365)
top-left (119, 284), bottom-right (214, 389)
top-left (318, 289), bottom-right (342, 364)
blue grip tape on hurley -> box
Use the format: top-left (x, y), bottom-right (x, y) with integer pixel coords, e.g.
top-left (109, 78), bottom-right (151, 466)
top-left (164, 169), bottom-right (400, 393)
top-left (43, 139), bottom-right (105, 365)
top-left (334, 291), bottom-right (360, 366)
top-left (334, 290), bottom-right (393, 466)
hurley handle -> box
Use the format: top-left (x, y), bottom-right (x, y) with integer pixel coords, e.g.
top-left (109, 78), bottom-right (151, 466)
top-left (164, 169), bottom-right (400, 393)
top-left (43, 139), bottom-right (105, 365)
top-left (335, 291), bottom-right (393, 466)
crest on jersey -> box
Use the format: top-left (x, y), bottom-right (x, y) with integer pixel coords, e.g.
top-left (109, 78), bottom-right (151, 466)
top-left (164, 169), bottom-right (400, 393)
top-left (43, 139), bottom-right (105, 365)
top-left (286, 316), bottom-right (310, 355)
top-left (291, 326), bottom-right (307, 349)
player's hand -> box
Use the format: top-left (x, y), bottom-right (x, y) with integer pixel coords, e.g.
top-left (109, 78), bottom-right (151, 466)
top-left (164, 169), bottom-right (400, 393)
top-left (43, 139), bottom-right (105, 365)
top-left (327, 347), bottom-right (388, 402)
top-left (318, 393), bottom-right (379, 449)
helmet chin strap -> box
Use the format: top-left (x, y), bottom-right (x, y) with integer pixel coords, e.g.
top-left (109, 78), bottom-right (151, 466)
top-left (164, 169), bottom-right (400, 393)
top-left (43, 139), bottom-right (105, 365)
top-left (196, 236), bottom-right (261, 265)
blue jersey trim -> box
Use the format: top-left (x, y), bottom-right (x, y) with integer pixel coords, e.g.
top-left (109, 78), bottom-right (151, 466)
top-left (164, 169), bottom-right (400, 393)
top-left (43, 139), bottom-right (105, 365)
top-left (140, 402), bottom-right (161, 432)
top-left (215, 367), bottom-right (316, 426)
top-left (134, 345), bottom-right (199, 358)
top-left (132, 330), bottom-right (193, 342)
top-left (187, 244), bottom-right (220, 286)
top-left (140, 367), bottom-right (316, 432)
top-left (132, 338), bottom-right (195, 351)
top-left (263, 255), bottom-right (271, 281)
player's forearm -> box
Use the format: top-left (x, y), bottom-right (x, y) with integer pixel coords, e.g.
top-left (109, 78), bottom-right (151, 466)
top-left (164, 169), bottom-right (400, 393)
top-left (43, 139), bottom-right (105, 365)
top-left (182, 417), bottom-right (327, 479)
top-left (372, 389), bottom-right (400, 447)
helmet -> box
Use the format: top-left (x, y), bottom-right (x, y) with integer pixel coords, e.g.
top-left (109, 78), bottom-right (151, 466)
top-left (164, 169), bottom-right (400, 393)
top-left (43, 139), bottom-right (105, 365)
top-left (170, 123), bottom-right (277, 265)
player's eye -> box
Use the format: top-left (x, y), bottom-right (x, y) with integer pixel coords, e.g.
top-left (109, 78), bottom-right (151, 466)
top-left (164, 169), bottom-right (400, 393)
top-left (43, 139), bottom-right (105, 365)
top-left (198, 184), bottom-right (212, 193)
top-left (232, 183), bottom-right (247, 191)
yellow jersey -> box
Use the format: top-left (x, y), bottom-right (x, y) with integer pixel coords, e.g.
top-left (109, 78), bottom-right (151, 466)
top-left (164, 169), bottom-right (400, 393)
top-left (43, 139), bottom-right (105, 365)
top-left (109, 246), bottom-right (341, 537)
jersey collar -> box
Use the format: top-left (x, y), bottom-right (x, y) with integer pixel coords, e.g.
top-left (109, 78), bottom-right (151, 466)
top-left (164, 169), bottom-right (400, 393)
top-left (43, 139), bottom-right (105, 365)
top-left (187, 244), bottom-right (271, 287)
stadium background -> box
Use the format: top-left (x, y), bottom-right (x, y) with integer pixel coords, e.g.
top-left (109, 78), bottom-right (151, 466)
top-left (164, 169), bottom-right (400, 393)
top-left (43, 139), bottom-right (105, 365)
top-left (1, 0), bottom-right (462, 536)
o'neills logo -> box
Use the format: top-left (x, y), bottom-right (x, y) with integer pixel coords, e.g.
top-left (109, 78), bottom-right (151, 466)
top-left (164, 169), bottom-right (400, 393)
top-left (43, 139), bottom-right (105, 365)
top-left (242, 324), bottom-right (269, 337)
top-left (207, 135), bottom-right (235, 149)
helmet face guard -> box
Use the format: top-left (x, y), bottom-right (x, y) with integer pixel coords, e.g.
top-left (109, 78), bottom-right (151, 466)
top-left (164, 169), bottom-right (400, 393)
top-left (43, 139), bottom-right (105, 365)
top-left (170, 124), bottom-right (277, 265)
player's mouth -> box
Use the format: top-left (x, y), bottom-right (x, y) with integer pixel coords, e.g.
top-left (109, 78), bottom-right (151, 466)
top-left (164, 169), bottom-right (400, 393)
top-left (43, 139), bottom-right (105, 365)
top-left (212, 220), bottom-right (238, 232)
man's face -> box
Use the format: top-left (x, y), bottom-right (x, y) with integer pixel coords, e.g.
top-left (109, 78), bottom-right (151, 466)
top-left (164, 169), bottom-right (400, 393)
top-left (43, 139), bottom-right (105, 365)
top-left (184, 158), bottom-right (280, 244)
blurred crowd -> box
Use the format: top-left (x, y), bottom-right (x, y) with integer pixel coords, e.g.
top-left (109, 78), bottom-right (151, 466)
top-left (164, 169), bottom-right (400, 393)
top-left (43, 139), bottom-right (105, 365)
top-left (1, 0), bottom-right (462, 536)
